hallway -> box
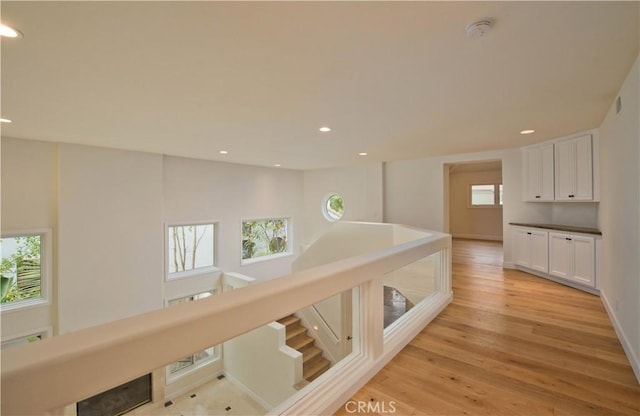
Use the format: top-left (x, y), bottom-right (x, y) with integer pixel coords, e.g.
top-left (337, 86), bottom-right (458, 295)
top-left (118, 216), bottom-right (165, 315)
top-left (337, 239), bottom-right (639, 415)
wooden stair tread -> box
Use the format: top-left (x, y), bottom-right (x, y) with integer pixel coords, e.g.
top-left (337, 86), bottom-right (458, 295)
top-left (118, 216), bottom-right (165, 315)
top-left (277, 315), bottom-right (300, 327)
top-left (303, 357), bottom-right (331, 381)
top-left (302, 346), bottom-right (323, 363)
top-left (288, 334), bottom-right (314, 351)
top-left (286, 325), bottom-right (307, 340)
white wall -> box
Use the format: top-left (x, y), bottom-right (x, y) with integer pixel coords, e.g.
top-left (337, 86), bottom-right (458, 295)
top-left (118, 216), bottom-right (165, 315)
top-left (163, 156), bottom-right (304, 282)
top-left (223, 323), bottom-right (301, 409)
top-left (58, 144), bottom-right (164, 333)
top-left (551, 203), bottom-right (599, 227)
top-left (449, 168), bottom-right (503, 240)
top-left (303, 163), bottom-right (383, 245)
top-left (598, 55), bottom-right (640, 379)
top-left (1, 138), bottom-right (58, 338)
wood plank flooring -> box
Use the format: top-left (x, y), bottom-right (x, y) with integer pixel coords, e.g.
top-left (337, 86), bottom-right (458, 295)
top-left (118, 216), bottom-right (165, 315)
top-left (336, 239), bottom-right (639, 415)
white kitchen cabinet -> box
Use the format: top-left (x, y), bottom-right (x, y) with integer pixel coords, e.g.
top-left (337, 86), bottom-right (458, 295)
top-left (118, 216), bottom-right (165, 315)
top-left (549, 232), bottom-right (595, 287)
top-left (554, 135), bottom-right (593, 201)
top-left (523, 143), bottom-right (555, 201)
top-left (514, 228), bottom-right (548, 273)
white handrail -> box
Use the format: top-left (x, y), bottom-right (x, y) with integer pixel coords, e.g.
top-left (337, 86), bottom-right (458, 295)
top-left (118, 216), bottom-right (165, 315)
top-left (1, 226), bottom-right (450, 415)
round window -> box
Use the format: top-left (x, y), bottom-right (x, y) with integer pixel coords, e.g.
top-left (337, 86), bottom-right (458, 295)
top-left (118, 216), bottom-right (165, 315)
top-left (324, 194), bottom-right (345, 221)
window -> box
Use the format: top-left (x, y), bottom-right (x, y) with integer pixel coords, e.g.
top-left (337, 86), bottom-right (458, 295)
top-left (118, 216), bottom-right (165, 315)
top-left (167, 223), bottom-right (216, 278)
top-left (1, 331), bottom-right (46, 350)
top-left (242, 218), bottom-right (290, 262)
top-left (1, 230), bottom-right (50, 310)
top-left (166, 291), bottom-right (218, 376)
top-left (323, 194), bottom-right (345, 221)
top-left (470, 184), bottom-right (503, 207)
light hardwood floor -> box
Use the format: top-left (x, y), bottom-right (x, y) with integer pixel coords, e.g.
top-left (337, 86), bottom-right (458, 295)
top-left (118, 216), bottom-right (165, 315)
top-left (336, 239), bottom-right (640, 415)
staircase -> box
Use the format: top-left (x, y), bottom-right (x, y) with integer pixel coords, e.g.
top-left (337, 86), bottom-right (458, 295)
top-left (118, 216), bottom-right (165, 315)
top-left (277, 315), bottom-right (331, 382)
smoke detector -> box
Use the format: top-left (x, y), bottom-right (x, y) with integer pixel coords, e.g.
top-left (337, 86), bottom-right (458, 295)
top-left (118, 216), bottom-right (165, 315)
top-left (465, 19), bottom-right (493, 39)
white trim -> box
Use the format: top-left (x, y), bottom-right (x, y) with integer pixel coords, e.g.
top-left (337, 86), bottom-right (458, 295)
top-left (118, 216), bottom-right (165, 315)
top-left (601, 290), bottom-right (640, 383)
top-left (1, 326), bottom-right (52, 344)
top-left (0, 228), bottom-right (52, 312)
top-left (514, 265), bottom-right (599, 295)
top-left (502, 261), bottom-right (517, 269)
top-left (240, 251), bottom-right (293, 266)
top-left (452, 233), bottom-right (503, 241)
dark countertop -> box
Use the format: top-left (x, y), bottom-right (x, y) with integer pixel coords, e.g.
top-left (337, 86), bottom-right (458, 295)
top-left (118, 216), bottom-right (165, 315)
top-left (509, 222), bottom-right (602, 236)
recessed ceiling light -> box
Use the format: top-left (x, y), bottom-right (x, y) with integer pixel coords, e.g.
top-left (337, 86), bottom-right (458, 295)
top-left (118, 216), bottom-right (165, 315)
top-left (359, 152), bottom-right (368, 156)
top-left (274, 164), bottom-right (281, 167)
top-left (219, 150), bottom-right (228, 154)
top-left (319, 127), bottom-right (331, 132)
top-left (0, 24), bottom-right (23, 38)
top-left (520, 129), bottom-right (535, 135)
top-left (0, 118), bottom-right (12, 123)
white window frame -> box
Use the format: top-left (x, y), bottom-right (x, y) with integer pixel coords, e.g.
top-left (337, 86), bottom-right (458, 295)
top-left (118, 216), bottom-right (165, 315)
top-left (165, 290), bottom-right (220, 382)
top-left (469, 183), bottom-right (503, 208)
top-left (323, 193), bottom-right (345, 222)
top-left (240, 217), bottom-right (293, 266)
top-left (0, 229), bottom-right (52, 313)
top-left (165, 221), bottom-right (219, 281)
top-left (1, 326), bottom-right (52, 350)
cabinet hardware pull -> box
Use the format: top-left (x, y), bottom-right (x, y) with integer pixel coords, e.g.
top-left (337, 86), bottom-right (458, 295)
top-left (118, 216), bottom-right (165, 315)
top-left (535, 195), bottom-right (540, 198)
top-left (565, 237), bottom-right (572, 241)
top-left (527, 232), bottom-right (532, 235)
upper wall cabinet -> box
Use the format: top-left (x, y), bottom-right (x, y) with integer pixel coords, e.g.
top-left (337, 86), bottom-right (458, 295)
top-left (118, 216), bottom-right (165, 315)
top-left (522, 133), bottom-right (596, 202)
top-left (554, 134), bottom-right (593, 201)
top-left (523, 143), bottom-right (555, 201)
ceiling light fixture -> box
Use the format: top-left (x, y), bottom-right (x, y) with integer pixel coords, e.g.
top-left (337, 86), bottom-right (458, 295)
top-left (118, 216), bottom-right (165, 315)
top-left (219, 150), bottom-right (228, 154)
top-left (520, 129), bottom-right (535, 135)
top-left (465, 19), bottom-right (493, 39)
top-left (274, 164), bottom-right (281, 167)
top-left (319, 127), bottom-right (331, 132)
top-left (0, 23), bottom-right (23, 38)
top-left (359, 152), bottom-right (368, 156)
top-left (0, 118), bottom-right (12, 123)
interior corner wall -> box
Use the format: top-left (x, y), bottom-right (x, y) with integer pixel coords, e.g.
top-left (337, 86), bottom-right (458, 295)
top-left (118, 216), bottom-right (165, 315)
top-left (449, 169), bottom-right (503, 240)
top-left (58, 144), bottom-right (164, 333)
top-left (162, 156), bottom-right (304, 282)
top-left (1, 137), bottom-right (58, 338)
top-left (302, 163), bottom-right (383, 245)
top-left (597, 54), bottom-right (640, 379)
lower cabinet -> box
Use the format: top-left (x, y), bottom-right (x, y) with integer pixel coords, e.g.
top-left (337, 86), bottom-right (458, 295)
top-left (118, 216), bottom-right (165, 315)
top-left (515, 228), bottom-right (548, 273)
top-left (513, 226), bottom-right (597, 290)
top-left (549, 232), bottom-right (595, 287)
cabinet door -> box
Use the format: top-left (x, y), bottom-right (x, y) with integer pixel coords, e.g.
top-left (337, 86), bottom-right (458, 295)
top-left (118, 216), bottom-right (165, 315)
top-left (573, 135), bottom-right (593, 200)
top-left (570, 236), bottom-right (595, 287)
top-left (540, 144), bottom-right (555, 200)
top-left (529, 231), bottom-right (549, 273)
top-left (549, 233), bottom-right (571, 278)
top-left (514, 229), bottom-right (532, 267)
top-left (525, 148), bottom-right (541, 200)
top-left (554, 140), bottom-right (574, 201)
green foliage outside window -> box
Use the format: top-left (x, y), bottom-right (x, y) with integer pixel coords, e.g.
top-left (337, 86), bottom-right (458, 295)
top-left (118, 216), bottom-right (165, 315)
top-left (242, 219), bottom-right (288, 260)
top-left (1, 236), bottom-right (42, 304)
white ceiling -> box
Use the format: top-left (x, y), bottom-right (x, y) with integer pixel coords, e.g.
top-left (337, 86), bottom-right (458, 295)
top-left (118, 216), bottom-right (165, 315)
top-left (1, 1), bottom-right (638, 170)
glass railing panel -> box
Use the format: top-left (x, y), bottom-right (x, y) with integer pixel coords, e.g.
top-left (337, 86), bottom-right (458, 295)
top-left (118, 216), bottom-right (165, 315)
top-left (382, 250), bottom-right (442, 328)
top-left (60, 288), bottom-right (362, 416)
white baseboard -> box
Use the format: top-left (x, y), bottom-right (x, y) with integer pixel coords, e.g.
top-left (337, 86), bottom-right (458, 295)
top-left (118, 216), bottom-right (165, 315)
top-left (600, 290), bottom-right (640, 383)
top-left (502, 262), bottom-right (516, 269)
top-left (452, 233), bottom-right (503, 241)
